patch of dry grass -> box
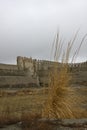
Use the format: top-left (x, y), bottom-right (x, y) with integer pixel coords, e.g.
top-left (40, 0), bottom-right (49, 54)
top-left (0, 86), bottom-right (86, 128)
top-left (0, 88), bottom-right (48, 126)
top-left (42, 32), bottom-right (87, 119)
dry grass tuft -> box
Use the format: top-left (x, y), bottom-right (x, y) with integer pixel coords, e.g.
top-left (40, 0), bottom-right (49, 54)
top-left (42, 32), bottom-right (87, 119)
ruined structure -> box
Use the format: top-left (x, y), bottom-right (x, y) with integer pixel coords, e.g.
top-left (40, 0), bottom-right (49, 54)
top-left (16, 56), bottom-right (87, 76)
top-left (0, 56), bottom-right (87, 88)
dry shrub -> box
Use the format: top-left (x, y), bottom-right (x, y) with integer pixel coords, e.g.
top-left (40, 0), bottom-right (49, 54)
top-left (42, 32), bottom-right (87, 119)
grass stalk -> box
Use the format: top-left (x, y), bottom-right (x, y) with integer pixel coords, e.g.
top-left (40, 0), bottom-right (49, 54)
top-left (42, 32), bottom-right (87, 119)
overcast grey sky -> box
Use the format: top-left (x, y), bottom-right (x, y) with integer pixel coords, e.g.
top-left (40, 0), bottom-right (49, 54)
top-left (0, 0), bottom-right (87, 64)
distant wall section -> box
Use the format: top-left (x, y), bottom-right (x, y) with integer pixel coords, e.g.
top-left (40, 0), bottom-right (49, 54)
top-left (0, 64), bottom-right (17, 70)
top-left (0, 56), bottom-right (87, 87)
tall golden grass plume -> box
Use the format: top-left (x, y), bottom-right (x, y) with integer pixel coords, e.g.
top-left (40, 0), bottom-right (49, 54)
top-left (42, 32), bottom-right (87, 119)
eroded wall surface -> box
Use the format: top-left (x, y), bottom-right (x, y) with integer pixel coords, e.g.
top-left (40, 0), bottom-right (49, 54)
top-left (0, 56), bottom-right (87, 87)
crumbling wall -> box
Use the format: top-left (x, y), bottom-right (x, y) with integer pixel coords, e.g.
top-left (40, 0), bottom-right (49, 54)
top-left (0, 56), bottom-right (87, 88)
top-left (17, 56), bottom-right (24, 70)
top-left (17, 56), bottom-right (36, 76)
top-left (17, 56), bottom-right (87, 78)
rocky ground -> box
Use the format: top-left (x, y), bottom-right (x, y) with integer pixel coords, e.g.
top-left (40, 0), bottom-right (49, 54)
top-left (0, 119), bottom-right (87, 130)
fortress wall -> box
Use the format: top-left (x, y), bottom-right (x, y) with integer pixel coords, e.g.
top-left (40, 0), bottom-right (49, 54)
top-left (17, 56), bottom-right (36, 76)
top-left (17, 56), bottom-right (87, 73)
top-left (0, 56), bottom-right (87, 88)
top-left (0, 69), bottom-right (25, 76)
top-left (0, 64), bottom-right (18, 70)
top-left (0, 57), bottom-right (86, 73)
top-left (17, 56), bottom-right (24, 70)
top-left (0, 63), bottom-right (25, 76)
top-left (69, 61), bottom-right (87, 71)
top-left (0, 76), bottom-right (39, 88)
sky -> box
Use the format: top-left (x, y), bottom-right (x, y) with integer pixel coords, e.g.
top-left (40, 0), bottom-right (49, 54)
top-left (0, 0), bottom-right (87, 64)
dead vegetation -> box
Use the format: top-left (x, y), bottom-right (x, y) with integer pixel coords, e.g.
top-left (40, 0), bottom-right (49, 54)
top-left (42, 32), bottom-right (87, 119)
top-left (0, 88), bottom-right (48, 127)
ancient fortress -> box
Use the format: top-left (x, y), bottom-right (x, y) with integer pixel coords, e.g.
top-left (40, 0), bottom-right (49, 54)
top-left (0, 56), bottom-right (87, 88)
